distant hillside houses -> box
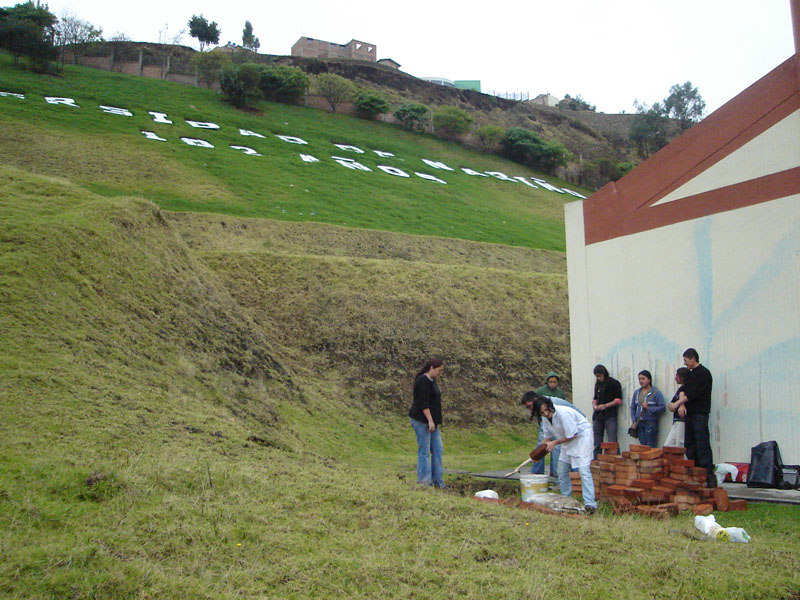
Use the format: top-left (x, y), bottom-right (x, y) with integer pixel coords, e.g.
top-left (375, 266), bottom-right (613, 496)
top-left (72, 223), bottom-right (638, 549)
top-left (421, 77), bottom-right (482, 92)
top-left (292, 37), bottom-right (377, 62)
top-left (530, 93), bottom-right (560, 107)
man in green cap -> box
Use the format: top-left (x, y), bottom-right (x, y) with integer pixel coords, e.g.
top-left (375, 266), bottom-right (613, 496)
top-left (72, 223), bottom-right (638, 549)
top-left (535, 371), bottom-right (568, 402)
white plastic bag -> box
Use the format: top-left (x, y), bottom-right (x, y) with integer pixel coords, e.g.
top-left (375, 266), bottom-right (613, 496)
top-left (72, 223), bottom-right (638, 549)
top-left (720, 527), bottom-right (751, 543)
top-left (474, 489), bottom-right (499, 500)
top-left (715, 463), bottom-right (739, 486)
top-left (694, 514), bottom-right (718, 536)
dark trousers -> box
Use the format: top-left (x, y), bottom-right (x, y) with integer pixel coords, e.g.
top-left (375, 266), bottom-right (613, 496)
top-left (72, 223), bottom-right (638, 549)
top-left (592, 416), bottom-right (617, 459)
top-left (685, 413), bottom-right (713, 472)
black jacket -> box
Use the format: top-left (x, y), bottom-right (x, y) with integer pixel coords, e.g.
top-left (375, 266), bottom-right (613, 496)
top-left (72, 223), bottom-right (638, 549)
top-left (409, 374), bottom-right (442, 425)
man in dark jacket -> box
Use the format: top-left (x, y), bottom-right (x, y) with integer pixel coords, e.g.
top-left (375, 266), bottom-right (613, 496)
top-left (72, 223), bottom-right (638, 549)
top-left (591, 364), bottom-right (622, 459)
top-left (675, 348), bottom-right (715, 487)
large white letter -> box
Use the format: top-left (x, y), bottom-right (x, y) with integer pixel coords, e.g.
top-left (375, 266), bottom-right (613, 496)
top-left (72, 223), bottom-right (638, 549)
top-left (142, 131), bottom-right (166, 141)
top-left (230, 145), bottom-right (262, 156)
top-left (300, 154), bottom-right (320, 163)
top-left (332, 156), bottom-right (371, 171)
top-left (149, 111), bottom-right (172, 124)
top-left (180, 137), bottom-right (214, 148)
top-left (486, 171), bottom-right (516, 182)
top-left (563, 188), bottom-right (587, 199)
top-left (415, 172), bottom-right (447, 184)
top-left (45, 97), bottom-right (79, 107)
top-left (239, 129), bottom-right (265, 138)
top-left (422, 159), bottom-right (454, 171)
top-left (378, 165), bottom-right (410, 178)
top-left (186, 120), bottom-right (220, 129)
top-left (99, 105), bottom-right (133, 116)
top-left (276, 135), bottom-right (309, 145)
top-left (461, 168), bottom-right (488, 177)
top-left (513, 176), bottom-right (539, 188)
top-left (0, 91), bottom-right (25, 99)
top-left (531, 178), bottom-right (565, 193)
top-left (373, 150), bottom-right (395, 158)
top-left (333, 144), bottom-right (365, 154)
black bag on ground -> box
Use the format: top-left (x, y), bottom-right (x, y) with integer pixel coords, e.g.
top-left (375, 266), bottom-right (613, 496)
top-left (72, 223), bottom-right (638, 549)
top-left (747, 440), bottom-right (784, 488)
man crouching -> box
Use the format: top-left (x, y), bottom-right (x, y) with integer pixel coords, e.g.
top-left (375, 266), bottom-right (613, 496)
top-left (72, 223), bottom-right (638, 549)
top-left (533, 394), bottom-right (597, 514)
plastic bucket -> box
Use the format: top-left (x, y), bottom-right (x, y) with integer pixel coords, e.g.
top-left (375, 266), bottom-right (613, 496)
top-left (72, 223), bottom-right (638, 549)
top-left (519, 474), bottom-right (549, 502)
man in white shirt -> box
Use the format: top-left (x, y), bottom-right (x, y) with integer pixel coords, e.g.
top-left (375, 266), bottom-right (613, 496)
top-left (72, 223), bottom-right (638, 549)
top-left (533, 395), bottom-right (597, 513)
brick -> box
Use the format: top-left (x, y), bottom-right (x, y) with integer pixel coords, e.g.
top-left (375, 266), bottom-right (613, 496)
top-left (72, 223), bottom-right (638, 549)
top-left (630, 444), bottom-right (652, 452)
top-left (631, 478), bottom-right (656, 489)
top-left (569, 472), bottom-right (582, 480)
top-left (623, 487), bottom-right (645, 502)
top-left (677, 481), bottom-right (703, 492)
top-left (713, 488), bottom-right (730, 511)
top-left (638, 469), bottom-right (666, 480)
top-left (691, 467), bottom-right (707, 478)
top-left (692, 503), bottom-right (714, 516)
top-left (601, 441), bottom-right (619, 451)
top-left (640, 489), bottom-right (671, 503)
top-left (621, 451), bottom-right (631, 459)
top-left (663, 446), bottom-right (685, 455)
top-left (669, 459), bottom-right (695, 468)
top-left (634, 505), bottom-right (672, 520)
top-left (636, 448), bottom-right (664, 460)
top-left (676, 502), bottom-right (694, 512)
top-left (610, 497), bottom-right (634, 515)
top-left (659, 478), bottom-right (680, 490)
top-left (638, 458), bottom-right (667, 468)
top-left (656, 502), bottom-right (679, 516)
top-left (670, 465), bottom-right (690, 475)
top-left (728, 499), bottom-right (748, 511)
top-left (607, 485), bottom-right (627, 496)
top-left (596, 453), bottom-right (621, 463)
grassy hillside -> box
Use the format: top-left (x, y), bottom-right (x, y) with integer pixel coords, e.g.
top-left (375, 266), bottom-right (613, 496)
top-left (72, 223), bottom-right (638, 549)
top-left (2, 58), bottom-right (800, 599)
top-left (0, 53), bottom-right (583, 251)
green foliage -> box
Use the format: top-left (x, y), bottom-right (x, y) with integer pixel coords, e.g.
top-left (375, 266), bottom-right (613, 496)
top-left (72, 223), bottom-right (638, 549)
top-left (353, 89), bottom-right (390, 119)
top-left (219, 62), bottom-right (263, 108)
top-left (475, 125), bottom-right (505, 152)
top-left (500, 127), bottom-right (571, 174)
top-left (55, 14), bottom-right (103, 65)
top-left (581, 156), bottom-right (636, 187)
top-left (191, 50), bottom-right (231, 87)
top-left (432, 105), bottom-right (474, 138)
top-left (393, 102), bottom-right (429, 131)
top-left (0, 1), bottom-right (58, 71)
top-left (557, 94), bottom-right (596, 111)
top-left (664, 81), bottom-right (706, 132)
top-left (187, 14), bottom-right (220, 51)
top-left (312, 72), bottom-right (355, 113)
top-left (630, 101), bottom-right (669, 158)
top-left (241, 20), bottom-right (259, 52)
top-left (258, 64), bottom-right (309, 104)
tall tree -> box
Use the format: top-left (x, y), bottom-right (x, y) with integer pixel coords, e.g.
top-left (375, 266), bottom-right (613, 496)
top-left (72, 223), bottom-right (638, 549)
top-left (55, 11), bottom-right (103, 65)
top-left (241, 20), bottom-right (259, 52)
top-left (629, 100), bottom-right (669, 158)
top-left (313, 73), bottom-right (354, 113)
top-left (664, 81), bottom-right (706, 132)
top-left (187, 14), bottom-right (219, 51)
top-left (0, 1), bottom-right (58, 70)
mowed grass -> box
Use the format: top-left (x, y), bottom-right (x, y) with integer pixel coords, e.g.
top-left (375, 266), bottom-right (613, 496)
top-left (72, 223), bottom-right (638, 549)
top-left (1, 165), bottom-right (799, 599)
top-left (0, 53), bottom-right (580, 250)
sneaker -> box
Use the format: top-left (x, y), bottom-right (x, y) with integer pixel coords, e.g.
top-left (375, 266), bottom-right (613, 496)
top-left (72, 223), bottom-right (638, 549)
top-left (584, 506), bottom-right (597, 515)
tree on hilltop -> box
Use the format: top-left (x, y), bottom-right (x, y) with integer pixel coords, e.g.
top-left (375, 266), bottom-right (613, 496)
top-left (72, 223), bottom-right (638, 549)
top-left (0, 1), bottom-right (58, 71)
top-left (629, 100), bottom-right (669, 158)
top-left (557, 94), bottom-right (596, 111)
top-left (241, 20), bottom-right (259, 52)
top-left (187, 14), bottom-right (219, 51)
top-left (313, 73), bottom-right (355, 113)
top-left (55, 11), bottom-right (103, 66)
top-left (664, 81), bottom-right (705, 132)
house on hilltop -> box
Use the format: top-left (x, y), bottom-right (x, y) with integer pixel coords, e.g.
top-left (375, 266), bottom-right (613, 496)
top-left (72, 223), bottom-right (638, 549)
top-left (564, 5), bottom-right (800, 465)
top-left (291, 37), bottom-right (376, 62)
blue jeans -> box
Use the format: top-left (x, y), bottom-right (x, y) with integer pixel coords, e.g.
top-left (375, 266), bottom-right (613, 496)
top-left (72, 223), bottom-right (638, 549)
top-left (558, 460), bottom-right (596, 509)
top-left (531, 423), bottom-right (560, 476)
top-left (410, 418), bottom-right (444, 487)
top-left (592, 416), bottom-right (618, 459)
top-left (637, 420), bottom-right (659, 448)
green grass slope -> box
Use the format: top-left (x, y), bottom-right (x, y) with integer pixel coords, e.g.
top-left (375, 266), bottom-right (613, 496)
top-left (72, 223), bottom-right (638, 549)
top-left (0, 54), bottom-right (582, 251)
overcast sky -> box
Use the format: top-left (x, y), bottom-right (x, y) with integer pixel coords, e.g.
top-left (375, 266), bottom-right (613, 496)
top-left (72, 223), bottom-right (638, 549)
top-left (41, 0), bottom-right (796, 115)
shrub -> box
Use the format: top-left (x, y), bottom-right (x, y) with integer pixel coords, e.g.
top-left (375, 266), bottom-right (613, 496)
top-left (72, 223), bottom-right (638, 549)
top-left (219, 62), bottom-right (263, 108)
top-left (393, 102), bottom-right (429, 132)
top-left (353, 90), bottom-right (390, 119)
top-left (432, 106), bottom-right (473, 139)
top-left (313, 72), bottom-right (355, 112)
top-left (500, 127), bottom-right (571, 174)
top-left (192, 50), bottom-right (231, 87)
top-left (257, 65), bottom-right (309, 104)
top-left (475, 125), bottom-right (505, 152)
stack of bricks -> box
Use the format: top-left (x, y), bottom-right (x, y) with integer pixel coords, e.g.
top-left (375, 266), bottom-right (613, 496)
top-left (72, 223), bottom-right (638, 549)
top-left (587, 443), bottom-right (747, 518)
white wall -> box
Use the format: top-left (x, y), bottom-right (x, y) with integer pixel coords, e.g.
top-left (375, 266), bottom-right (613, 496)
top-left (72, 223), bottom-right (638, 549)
top-left (566, 193), bottom-right (800, 464)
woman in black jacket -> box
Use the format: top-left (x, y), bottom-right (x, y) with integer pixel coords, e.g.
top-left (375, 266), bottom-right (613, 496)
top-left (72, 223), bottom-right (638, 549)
top-left (409, 357), bottom-right (445, 488)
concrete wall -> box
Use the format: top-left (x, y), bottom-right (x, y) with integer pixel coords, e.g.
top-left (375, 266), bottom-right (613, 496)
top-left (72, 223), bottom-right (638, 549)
top-left (565, 85), bottom-right (800, 464)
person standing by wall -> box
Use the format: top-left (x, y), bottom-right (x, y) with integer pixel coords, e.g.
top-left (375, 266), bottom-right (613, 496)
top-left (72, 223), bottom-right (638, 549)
top-left (532, 395), bottom-right (597, 514)
top-left (409, 357), bottom-right (446, 488)
top-left (591, 364), bottom-right (622, 458)
top-left (629, 369), bottom-right (666, 447)
top-left (674, 348), bottom-right (715, 488)
top-left (664, 367), bottom-right (689, 448)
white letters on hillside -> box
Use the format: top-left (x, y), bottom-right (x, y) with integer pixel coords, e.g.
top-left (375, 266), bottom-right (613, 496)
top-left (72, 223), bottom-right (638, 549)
top-left (332, 156), bottom-right (372, 171)
top-left (276, 135), bottom-right (308, 145)
top-left (231, 145), bottom-right (262, 156)
top-left (422, 159), bottom-right (454, 171)
top-left (45, 97), bottom-right (79, 107)
top-left (240, 129), bottom-right (265, 138)
top-left (181, 137), bottom-right (214, 148)
top-left (334, 144), bottom-right (364, 154)
top-left (99, 105), bottom-right (133, 116)
top-left (149, 111), bottom-right (172, 123)
top-left (142, 131), bottom-right (166, 141)
top-left (377, 165), bottom-right (410, 178)
top-left (186, 120), bottom-right (220, 129)
top-left (10, 90), bottom-right (581, 195)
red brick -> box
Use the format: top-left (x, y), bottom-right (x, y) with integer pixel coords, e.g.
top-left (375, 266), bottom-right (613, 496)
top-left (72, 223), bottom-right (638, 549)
top-left (713, 488), bottom-right (730, 511)
top-left (631, 479), bottom-right (656, 489)
top-left (630, 444), bottom-right (652, 452)
top-left (607, 485), bottom-right (627, 496)
top-left (663, 446), bottom-right (685, 455)
top-left (692, 503), bottom-right (714, 516)
top-left (728, 499), bottom-right (748, 511)
top-left (659, 478), bottom-right (681, 490)
top-left (669, 459), bottom-right (695, 468)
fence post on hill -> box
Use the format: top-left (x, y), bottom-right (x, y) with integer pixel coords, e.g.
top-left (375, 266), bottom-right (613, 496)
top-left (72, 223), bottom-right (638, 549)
top-left (137, 49), bottom-right (143, 77)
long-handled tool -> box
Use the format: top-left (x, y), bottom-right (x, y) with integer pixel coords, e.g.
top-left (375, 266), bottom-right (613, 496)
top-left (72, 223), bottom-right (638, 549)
top-left (503, 443), bottom-right (550, 477)
top-left (504, 457), bottom-right (532, 478)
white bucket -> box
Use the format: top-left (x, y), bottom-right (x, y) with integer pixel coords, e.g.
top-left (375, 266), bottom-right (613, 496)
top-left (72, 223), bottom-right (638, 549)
top-left (519, 474), bottom-right (549, 502)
